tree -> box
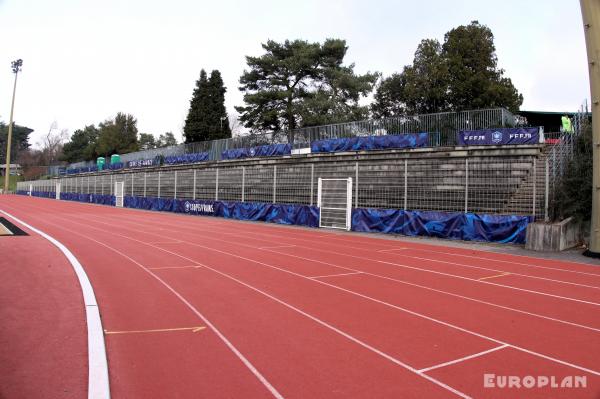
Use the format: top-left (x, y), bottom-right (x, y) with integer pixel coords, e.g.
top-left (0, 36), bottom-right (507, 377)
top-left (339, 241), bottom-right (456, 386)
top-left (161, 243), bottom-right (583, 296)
top-left (61, 125), bottom-right (100, 162)
top-left (95, 113), bottom-right (139, 156)
top-left (372, 22), bottom-right (522, 117)
top-left (36, 122), bottom-right (68, 165)
top-left (183, 69), bottom-right (231, 143)
top-left (443, 21), bottom-right (522, 113)
top-left (156, 132), bottom-right (178, 148)
top-left (236, 39), bottom-right (378, 133)
top-left (138, 133), bottom-right (156, 150)
top-left (0, 121), bottom-right (33, 164)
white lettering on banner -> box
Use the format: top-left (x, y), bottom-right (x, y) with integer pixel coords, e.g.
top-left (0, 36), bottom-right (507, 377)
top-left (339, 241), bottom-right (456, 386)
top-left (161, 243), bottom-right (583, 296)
top-left (184, 201), bottom-right (214, 214)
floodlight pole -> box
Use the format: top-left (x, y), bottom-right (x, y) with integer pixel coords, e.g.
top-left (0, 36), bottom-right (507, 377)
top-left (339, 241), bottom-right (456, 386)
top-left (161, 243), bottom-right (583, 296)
top-left (3, 59), bottom-right (22, 194)
top-left (581, 0), bottom-right (600, 256)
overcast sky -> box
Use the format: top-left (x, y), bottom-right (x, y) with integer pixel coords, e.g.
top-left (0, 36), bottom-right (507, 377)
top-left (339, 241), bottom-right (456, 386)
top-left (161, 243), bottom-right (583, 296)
top-left (0, 0), bottom-right (590, 148)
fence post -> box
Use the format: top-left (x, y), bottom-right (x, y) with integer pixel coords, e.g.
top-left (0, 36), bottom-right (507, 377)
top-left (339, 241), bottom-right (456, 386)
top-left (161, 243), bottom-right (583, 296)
top-left (404, 159), bottom-right (408, 211)
top-left (464, 159), bottom-right (469, 213)
top-left (131, 173), bottom-right (133, 196)
top-left (545, 158), bottom-right (549, 222)
top-left (273, 165), bottom-right (277, 203)
top-left (310, 164), bottom-right (314, 206)
top-left (193, 169), bottom-right (196, 200)
top-left (355, 162), bottom-right (359, 207)
top-left (143, 172), bottom-right (146, 197)
top-left (94, 176), bottom-right (97, 194)
top-left (532, 158), bottom-right (537, 218)
top-left (158, 171), bottom-right (161, 198)
top-left (110, 175), bottom-right (113, 195)
top-left (241, 167), bottom-right (245, 202)
top-left (215, 168), bottom-right (219, 201)
top-left (174, 171), bottom-right (177, 199)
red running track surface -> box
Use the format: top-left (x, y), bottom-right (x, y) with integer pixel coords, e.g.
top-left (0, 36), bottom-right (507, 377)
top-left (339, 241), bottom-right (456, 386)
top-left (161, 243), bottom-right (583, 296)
top-left (1, 195), bottom-right (599, 398)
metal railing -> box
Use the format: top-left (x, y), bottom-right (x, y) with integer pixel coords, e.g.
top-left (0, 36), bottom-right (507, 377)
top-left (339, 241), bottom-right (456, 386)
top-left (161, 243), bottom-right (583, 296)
top-left (19, 150), bottom-right (550, 218)
top-left (55, 108), bottom-right (515, 174)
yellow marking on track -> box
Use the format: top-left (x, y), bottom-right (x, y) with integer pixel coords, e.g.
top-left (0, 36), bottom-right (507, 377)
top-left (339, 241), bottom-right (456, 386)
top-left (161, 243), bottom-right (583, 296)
top-left (104, 326), bottom-right (206, 335)
top-left (478, 272), bottom-right (511, 281)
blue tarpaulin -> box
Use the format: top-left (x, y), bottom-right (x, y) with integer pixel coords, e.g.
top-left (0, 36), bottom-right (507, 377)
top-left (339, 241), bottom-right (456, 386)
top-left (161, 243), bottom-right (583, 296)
top-left (164, 152), bottom-right (209, 165)
top-left (221, 143), bottom-right (292, 160)
top-left (311, 133), bottom-right (430, 154)
top-left (123, 196), bottom-right (319, 227)
top-left (457, 127), bottom-right (540, 146)
top-left (352, 207), bottom-right (532, 244)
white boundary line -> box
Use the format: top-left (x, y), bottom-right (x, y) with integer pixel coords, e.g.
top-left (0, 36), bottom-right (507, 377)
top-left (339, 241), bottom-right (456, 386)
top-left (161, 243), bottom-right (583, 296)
top-left (0, 209), bottom-right (110, 399)
top-left (5, 209), bottom-right (284, 399)
top-left (311, 271), bottom-right (363, 279)
top-left (46, 213), bottom-right (600, 377)
top-left (258, 245), bottom-right (296, 250)
top-left (418, 344), bottom-right (509, 373)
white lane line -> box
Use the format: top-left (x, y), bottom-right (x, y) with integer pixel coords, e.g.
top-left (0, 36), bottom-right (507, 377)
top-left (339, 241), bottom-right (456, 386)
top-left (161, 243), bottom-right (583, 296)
top-left (65, 212), bottom-right (600, 332)
top-left (57, 214), bottom-right (600, 378)
top-left (418, 344), bottom-right (509, 373)
top-left (147, 240), bottom-right (182, 245)
top-left (0, 209), bottom-right (110, 399)
top-left (311, 271), bottom-right (363, 279)
top-left (15, 214), bottom-right (284, 399)
top-left (148, 265), bottom-right (201, 270)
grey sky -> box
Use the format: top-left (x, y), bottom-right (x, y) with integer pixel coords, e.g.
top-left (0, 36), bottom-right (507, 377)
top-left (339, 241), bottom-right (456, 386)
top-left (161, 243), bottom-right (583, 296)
top-left (0, 0), bottom-right (589, 147)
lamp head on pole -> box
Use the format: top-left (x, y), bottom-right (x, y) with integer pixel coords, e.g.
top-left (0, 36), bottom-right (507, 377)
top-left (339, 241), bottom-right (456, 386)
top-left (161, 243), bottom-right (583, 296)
top-left (11, 59), bottom-right (23, 74)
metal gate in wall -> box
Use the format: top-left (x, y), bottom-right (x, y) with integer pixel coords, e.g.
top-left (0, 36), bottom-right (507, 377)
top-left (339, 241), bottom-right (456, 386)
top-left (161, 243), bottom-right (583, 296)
top-left (115, 181), bottom-right (124, 207)
top-left (317, 177), bottom-right (352, 230)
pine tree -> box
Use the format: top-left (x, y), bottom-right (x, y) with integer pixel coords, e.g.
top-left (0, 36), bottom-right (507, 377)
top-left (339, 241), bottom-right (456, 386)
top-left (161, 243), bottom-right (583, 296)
top-left (183, 69), bottom-right (231, 143)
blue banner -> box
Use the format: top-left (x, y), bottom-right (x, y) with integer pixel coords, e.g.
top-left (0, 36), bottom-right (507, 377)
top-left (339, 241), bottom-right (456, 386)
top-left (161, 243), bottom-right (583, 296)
top-left (458, 127), bottom-right (540, 146)
top-left (123, 196), bottom-right (319, 227)
top-left (221, 143), bottom-right (292, 160)
top-left (311, 133), bottom-right (430, 154)
top-left (127, 158), bottom-right (159, 168)
top-left (164, 152), bottom-right (209, 165)
top-left (108, 162), bottom-right (123, 170)
top-left (352, 208), bottom-right (532, 244)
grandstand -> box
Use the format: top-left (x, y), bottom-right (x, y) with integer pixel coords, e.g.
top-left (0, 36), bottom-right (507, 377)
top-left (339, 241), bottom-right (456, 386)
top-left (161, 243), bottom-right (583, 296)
top-left (16, 107), bottom-right (583, 244)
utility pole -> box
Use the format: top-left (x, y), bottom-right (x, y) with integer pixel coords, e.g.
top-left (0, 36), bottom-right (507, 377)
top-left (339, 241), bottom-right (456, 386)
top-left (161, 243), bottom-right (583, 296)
top-left (3, 59), bottom-right (23, 194)
top-left (581, 0), bottom-right (600, 257)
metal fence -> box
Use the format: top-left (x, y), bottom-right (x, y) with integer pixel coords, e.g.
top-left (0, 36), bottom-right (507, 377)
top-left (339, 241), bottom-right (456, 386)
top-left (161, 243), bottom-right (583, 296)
top-left (19, 151), bottom-right (551, 219)
top-left (58, 108), bottom-right (514, 173)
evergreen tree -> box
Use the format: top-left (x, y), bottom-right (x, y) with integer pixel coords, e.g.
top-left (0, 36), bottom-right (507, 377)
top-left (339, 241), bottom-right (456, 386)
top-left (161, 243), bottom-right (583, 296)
top-left (157, 132), bottom-right (178, 147)
top-left (0, 121), bottom-right (33, 164)
top-left (60, 125), bottom-right (99, 162)
top-left (95, 113), bottom-right (139, 156)
top-left (138, 133), bottom-right (156, 150)
top-left (183, 69), bottom-right (231, 143)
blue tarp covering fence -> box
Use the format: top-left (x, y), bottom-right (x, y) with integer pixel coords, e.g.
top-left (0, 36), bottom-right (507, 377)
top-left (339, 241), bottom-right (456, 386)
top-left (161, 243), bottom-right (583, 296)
top-left (221, 143), bottom-right (292, 160)
top-left (352, 207), bottom-right (532, 244)
top-left (311, 133), bottom-right (431, 154)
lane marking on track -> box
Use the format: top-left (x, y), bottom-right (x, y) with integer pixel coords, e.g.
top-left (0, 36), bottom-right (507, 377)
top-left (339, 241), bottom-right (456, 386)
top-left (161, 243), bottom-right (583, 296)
top-left (59, 211), bottom-right (600, 332)
top-left (311, 271), bottom-right (363, 279)
top-left (0, 209), bottom-right (111, 399)
top-left (104, 326), bottom-right (205, 335)
top-left (378, 248), bottom-right (408, 253)
top-left (148, 265), bottom-right (202, 270)
top-left (147, 240), bottom-right (182, 245)
top-left (418, 344), bottom-right (509, 373)
top-left (478, 272), bottom-right (511, 281)
top-left (258, 244), bottom-right (296, 250)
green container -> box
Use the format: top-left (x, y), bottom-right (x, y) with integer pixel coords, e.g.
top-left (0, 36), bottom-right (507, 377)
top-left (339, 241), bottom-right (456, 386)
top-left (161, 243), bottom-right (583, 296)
top-left (97, 157), bottom-right (105, 170)
top-left (110, 154), bottom-right (121, 164)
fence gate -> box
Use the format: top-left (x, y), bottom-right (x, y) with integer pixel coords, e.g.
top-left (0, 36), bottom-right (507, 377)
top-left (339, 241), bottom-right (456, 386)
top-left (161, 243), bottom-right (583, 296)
top-left (115, 181), bottom-right (124, 208)
top-left (55, 182), bottom-right (61, 200)
top-left (29, 184), bottom-right (33, 196)
top-left (317, 177), bottom-right (352, 230)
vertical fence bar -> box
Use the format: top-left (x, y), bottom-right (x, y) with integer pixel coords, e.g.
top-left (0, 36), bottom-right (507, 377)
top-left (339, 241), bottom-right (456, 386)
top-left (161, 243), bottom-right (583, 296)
top-left (545, 158), bottom-right (549, 222)
top-left (355, 162), bottom-right (359, 206)
top-left (464, 159), bottom-right (469, 213)
top-left (310, 164), bottom-right (314, 206)
top-left (272, 165), bottom-right (277, 203)
top-left (174, 171), bottom-right (178, 199)
top-left (158, 171), bottom-right (161, 198)
top-left (215, 168), bottom-right (219, 200)
top-left (110, 175), bottom-right (113, 195)
top-left (193, 169), bottom-right (196, 200)
top-left (143, 172), bottom-right (147, 197)
top-left (131, 173), bottom-right (134, 196)
top-left (403, 159), bottom-right (408, 210)
top-left (241, 167), bottom-right (245, 202)
top-left (532, 158), bottom-right (537, 218)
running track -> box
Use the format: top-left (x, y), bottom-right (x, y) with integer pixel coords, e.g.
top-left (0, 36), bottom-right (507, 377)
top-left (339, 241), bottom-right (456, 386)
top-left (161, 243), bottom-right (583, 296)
top-left (1, 195), bottom-right (600, 398)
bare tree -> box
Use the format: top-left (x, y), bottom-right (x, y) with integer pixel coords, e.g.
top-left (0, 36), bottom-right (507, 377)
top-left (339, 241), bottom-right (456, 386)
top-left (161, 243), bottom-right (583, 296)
top-left (37, 121), bottom-right (69, 165)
